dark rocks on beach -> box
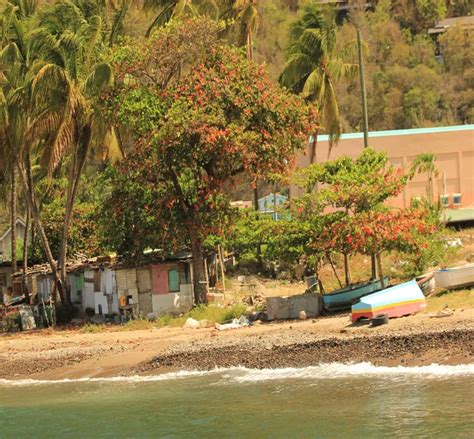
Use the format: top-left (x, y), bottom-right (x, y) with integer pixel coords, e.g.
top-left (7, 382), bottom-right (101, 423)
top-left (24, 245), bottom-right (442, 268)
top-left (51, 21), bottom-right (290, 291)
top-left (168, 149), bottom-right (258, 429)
top-left (137, 329), bottom-right (474, 373)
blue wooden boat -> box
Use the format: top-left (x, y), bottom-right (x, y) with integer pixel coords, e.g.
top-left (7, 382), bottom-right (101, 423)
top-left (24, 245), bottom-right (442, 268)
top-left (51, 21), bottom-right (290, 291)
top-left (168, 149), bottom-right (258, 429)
top-left (322, 277), bottom-right (389, 312)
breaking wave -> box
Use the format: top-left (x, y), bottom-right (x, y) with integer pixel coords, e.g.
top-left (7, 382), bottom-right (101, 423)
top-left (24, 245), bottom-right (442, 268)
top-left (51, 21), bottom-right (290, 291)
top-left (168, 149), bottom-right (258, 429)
top-left (1, 363), bottom-right (473, 386)
top-left (221, 362), bottom-right (474, 383)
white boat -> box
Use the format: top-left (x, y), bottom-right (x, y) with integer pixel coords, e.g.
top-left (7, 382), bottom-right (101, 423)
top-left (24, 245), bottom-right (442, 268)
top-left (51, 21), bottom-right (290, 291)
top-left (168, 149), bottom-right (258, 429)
top-left (351, 280), bottom-right (426, 322)
top-left (434, 263), bottom-right (474, 289)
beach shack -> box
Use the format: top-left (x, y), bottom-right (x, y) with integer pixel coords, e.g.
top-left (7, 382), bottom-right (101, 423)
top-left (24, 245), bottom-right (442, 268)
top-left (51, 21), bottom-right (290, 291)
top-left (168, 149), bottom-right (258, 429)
top-left (149, 255), bottom-right (194, 317)
top-left (0, 262), bottom-right (13, 304)
top-left (67, 259), bottom-right (119, 316)
top-left (111, 250), bottom-right (195, 318)
top-left (37, 272), bottom-right (55, 302)
top-left (12, 251), bottom-right (195, 320)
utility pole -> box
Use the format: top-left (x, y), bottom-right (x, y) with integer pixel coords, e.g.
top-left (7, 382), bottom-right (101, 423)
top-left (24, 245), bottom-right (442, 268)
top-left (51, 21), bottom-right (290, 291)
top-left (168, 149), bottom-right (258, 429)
top-left (356, 26), bottom-right (369, 149)
top-left (356, 20), bottom-right (376, 280)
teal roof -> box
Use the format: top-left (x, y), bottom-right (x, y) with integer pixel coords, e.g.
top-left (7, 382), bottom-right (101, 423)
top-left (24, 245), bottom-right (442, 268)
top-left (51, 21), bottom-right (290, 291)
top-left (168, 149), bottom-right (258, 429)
top-left (316, 124), bottom-right (474, 142)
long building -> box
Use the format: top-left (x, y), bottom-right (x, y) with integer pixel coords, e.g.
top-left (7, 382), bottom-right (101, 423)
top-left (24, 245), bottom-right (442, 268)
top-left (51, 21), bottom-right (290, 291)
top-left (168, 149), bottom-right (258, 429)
top-left (292, 125), bottom-right (474, 214)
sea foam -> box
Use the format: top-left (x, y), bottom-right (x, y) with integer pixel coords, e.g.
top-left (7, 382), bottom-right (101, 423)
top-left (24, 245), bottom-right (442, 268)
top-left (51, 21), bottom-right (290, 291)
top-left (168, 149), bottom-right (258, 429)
top-left (1, 363), bottom-right (473, 386)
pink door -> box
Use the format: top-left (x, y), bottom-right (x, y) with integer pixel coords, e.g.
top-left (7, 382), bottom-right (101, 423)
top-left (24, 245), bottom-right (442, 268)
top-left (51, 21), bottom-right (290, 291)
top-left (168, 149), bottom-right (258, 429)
top-left (151, 264), bottom-right (169, 295)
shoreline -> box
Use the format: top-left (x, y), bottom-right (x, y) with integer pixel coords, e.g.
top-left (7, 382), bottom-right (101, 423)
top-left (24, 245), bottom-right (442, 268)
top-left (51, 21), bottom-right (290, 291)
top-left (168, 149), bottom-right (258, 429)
top-left (1, 311), bottom-right (473, 380)
top-left (136, 328), bottom-right (474, 374)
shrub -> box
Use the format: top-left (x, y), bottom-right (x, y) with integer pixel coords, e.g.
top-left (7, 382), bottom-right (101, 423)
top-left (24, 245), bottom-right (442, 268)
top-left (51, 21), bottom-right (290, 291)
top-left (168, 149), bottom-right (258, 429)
top-left (55, 304), bottom-right (78, 324)
top-left (0, 312), bottom-right (21, 332)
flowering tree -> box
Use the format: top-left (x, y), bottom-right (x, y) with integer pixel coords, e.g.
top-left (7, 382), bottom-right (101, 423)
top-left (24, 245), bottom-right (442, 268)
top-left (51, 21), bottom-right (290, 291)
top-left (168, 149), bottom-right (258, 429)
top-left (321, 208), bottom-right (437, 288)
top-left (102, 19), bottom-right (316, 304)
top-left (292, 148), bottom-right (410, 285)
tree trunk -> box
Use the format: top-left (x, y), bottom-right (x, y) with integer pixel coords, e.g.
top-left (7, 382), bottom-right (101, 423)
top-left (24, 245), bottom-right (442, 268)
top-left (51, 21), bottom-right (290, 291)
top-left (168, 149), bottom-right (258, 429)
top-left (246, 29), bottom-right (253, 62)
top-left (22, 203), bottom-right (30, 301)
top-left (376, 252), bottom-right (385, 289)
top-left (343, 253), bottom-right (351, 287)
top-left (326, 253), bottom-right (343, 289)
top-left (428, 172), bottom-right (433, 203)
top-left (307, 130), bottom-right (319, 196)
top-left (10, 167), bottom-right (17, 273)
top-left (370, 254), bottom-right (377, 280)
top-left (58, 125), bottom-right (92, 306)
top-left (253, 180), bottom-right (258, 211)
top-left (16, 159), bottom-right (63, 303)
top-left (309, 130), bottom-right (318, 165)
top-left (189, 225), bottom-right (207, 305)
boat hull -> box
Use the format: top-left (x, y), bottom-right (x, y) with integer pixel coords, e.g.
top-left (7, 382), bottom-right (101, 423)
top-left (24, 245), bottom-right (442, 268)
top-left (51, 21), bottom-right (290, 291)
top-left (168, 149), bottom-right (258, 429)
top-left (322, 277), bottom-right (389, 312)
top-left (351, 280), bottom-right (426, 322)
top-left (434, 264), bottom-right (474, 289)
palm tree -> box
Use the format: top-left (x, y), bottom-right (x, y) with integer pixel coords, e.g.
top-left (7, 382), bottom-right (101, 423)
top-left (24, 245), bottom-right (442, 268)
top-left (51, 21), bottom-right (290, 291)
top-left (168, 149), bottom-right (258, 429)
top-left (218, 0), bottom-right (260, 208)
top-left (26, 0), bottom-right (114, 303)
top-left (0, 0), bottom-right (65, 296)
top-left (226, 0), bottom-right (258, 61)
top-left (279, 2), bottom-right (356, 163)
top-left (144, 0), bottom-right (219, 36)
top-left (0, 0), bottom-right (33, 275)
top-left (410, 153), bottom-right (439, 203)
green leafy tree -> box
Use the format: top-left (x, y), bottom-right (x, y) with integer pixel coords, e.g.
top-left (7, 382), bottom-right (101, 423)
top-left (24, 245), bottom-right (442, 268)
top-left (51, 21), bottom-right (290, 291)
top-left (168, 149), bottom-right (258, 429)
top-left (102, 19), bottom-right (316, 304)
top-left (291, 148), bottom-right (409, 286)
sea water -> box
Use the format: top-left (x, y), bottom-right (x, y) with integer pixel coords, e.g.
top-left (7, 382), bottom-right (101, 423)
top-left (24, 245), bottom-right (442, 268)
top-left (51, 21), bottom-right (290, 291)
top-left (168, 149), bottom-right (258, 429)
top-left (0, 363), bottom-right (473, 438)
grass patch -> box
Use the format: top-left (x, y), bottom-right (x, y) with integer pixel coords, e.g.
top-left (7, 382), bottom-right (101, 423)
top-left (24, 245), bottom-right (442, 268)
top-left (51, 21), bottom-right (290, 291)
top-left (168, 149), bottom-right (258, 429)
top-left (426, 288), bottom-right (474, 312)
top-left (75, 304), bottom-right (248, 331)
top-left (155, 315), bottom-right (187, 328)
top-left (80, 323), bottom-right (107, 333)
top-left (122, 319), bottom-right (156, 331)
top-left (156, 303), bottom-right (247, 328)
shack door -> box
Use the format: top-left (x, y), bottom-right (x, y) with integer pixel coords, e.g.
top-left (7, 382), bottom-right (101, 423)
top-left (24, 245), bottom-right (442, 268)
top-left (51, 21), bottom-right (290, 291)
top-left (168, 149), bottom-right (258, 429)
top-left (151, 264), bottom-right (169, 295)
top-left (137, 267), bottom-right (153, 316)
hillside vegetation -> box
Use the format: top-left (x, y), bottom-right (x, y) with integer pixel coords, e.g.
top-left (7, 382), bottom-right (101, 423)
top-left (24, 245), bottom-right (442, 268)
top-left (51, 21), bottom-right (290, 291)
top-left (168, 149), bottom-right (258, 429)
top-left (254, 0), bottom-right (473, 132)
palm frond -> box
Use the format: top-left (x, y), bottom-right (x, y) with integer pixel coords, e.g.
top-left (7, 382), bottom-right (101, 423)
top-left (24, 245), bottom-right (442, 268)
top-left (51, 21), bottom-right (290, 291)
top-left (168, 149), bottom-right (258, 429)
top-left (302, 68), bottom-right (325, 104)
top-left (145, 3), bottom-right (174, 36)
top-left (84, 62), bottom-right (112, 96)
top-left (279, 52), bottom-right (313, 93)
top-left (0, 41), bottom-right (22, 65)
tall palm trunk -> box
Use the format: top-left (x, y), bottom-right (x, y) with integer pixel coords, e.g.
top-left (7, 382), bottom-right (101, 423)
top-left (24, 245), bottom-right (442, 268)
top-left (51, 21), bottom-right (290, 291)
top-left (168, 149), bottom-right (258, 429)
top-left (10, 167), bottom-right (17, 274)
top-left (246, 29), bottom-right (253, 63)
top-left (58, 125), bottom-right (92, 305)
top-left (16, 159), bottom-right (62, 303)
top-left (22, 203), bottom-right (29, 298)
top-left (309, 130), bottom-right (318, 165)
top-left (306, 130), bottom-right (319, 196)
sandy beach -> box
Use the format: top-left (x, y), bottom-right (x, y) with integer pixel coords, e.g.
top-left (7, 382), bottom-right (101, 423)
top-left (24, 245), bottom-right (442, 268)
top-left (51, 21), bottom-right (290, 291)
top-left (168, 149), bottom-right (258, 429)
top-left (1, 308), bottom-right (472, 380)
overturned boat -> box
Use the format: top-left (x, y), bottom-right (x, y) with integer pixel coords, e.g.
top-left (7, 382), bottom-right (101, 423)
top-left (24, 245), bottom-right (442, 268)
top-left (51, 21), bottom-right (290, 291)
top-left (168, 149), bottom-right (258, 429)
top-left (434, 263), bottom-right (474, 290)
top-left (351, 280), bottom-right (426, 322)
top-left (322, 277), bottom-right (389, 312)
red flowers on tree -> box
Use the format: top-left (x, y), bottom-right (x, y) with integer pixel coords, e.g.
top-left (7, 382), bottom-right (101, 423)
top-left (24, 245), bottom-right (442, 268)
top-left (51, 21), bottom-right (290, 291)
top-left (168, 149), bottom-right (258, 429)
top-left (101, 18), bottom-right (317, 304)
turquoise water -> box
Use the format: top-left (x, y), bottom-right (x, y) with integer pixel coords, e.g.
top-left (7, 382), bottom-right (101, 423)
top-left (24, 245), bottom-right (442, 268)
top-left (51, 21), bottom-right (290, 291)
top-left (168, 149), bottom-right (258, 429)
top-left (1, 363), bottom-right (473, 438)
